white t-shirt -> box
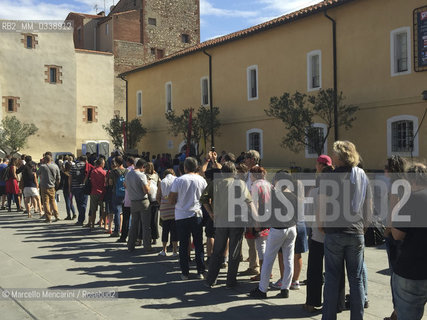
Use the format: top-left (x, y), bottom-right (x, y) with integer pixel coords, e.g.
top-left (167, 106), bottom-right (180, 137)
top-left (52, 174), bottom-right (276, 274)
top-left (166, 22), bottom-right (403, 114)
top-left (170, 173), bottom-right (207, 220)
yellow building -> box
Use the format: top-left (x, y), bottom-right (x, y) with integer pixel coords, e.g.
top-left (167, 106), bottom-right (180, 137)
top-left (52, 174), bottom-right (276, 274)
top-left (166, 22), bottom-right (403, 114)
top-left (120, 0), bottom-right (427, 170)
top-left (0, 27), bottom-right (114, 157)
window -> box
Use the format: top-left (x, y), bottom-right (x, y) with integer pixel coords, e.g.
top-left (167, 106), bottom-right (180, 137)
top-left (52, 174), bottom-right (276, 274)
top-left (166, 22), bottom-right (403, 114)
top-left (391, 27), bottom-right (411, 76)
top-left (181, 34), bottom-right (190, 43)
top-left (150, 48), bottom-right (156, 55)
top-left (148, 18), bottom-right (157, 26)
top-left (307, 50), bottom-right (321, 91)
top-left (106, 23), bottom-right (109, 35)
top-left (83, 106), bottom-right (97, 123)
top-left (305, 123), bottom-right (327, 158)
top-left (45, 65), bottom-right (62, 84)
top-left (8, 99), bottom-right (14, 112)
top-left (2, 96), bottom-right (20, 112)
top-left (50, 68), bottom-right (57, 84)
top-left (247, 65), bottom-right (258, 100)
top-left (87, 107), bottom-right (94, 122)
top-left (201, 77), bottom-right (209, 106)
top-left (136, 91), bottom-right (142, 116)
top-left (156, 49), bottom-right (164, 59)
top-left (26, 36), bottom-right (32, 48)
top-left (21, 33), bottom-right (37, 49)
top-left (387, 115), bottom-right (419, 156)
top-left (246, 129), bottom-right (263, 158)
top-left (165, 82), bottom-right (172, 112)
top-left (77, 27), bottom-right (81, 42)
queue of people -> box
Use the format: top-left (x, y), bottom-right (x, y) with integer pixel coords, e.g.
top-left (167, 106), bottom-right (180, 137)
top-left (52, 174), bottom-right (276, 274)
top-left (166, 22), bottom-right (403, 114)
top-left (1, 141), bottom-right (426, 320)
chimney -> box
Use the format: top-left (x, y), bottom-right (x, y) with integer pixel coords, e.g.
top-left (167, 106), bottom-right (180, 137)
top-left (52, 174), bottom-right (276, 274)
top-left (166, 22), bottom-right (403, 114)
top-left (97, 11), bottom-right (105, 16)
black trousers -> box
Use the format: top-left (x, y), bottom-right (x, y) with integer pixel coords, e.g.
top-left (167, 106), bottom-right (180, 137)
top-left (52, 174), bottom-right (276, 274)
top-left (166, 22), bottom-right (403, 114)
top-left (150, 203), bottom-right (159, 240)
top-left (206, 227), bottom-right (244, 286)
top-left (306, 239), bottom-right (345, 309)
top-left (120, 206), bottom-right (131, 240)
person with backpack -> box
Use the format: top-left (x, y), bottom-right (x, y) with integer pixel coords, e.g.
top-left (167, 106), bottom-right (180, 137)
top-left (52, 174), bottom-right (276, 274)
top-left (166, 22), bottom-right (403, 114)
top-left (71, 155), bottom-right (93, 226)
top-left (109, 156), bottom-right (126, 238)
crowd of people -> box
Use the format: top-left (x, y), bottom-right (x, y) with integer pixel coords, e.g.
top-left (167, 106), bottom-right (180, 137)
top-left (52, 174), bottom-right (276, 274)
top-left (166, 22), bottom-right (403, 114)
top-left (0, 142), bottom-right (426, 320)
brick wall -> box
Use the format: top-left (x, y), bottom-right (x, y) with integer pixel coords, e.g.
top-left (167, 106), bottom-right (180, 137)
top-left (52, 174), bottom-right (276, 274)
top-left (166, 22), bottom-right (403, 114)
top-left (113, 10), bottom-right (142, 43)
top-left (67, 14), bottom-right (84, 49)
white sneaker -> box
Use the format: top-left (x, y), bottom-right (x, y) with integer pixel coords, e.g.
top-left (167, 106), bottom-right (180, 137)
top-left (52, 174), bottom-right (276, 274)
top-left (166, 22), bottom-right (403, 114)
top-left (271, 279), bottom-right (282, 290)
top-left (172, 252), bottom-right (179, 257)
top-left (290, 281), bottom-right (300, 290)
top-left (158, 250), bottom-right (167, 256)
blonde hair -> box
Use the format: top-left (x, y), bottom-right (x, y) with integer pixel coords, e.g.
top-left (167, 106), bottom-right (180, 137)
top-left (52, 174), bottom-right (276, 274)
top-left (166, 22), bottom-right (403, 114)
top-left (332, 140), bottom-right (360, 167)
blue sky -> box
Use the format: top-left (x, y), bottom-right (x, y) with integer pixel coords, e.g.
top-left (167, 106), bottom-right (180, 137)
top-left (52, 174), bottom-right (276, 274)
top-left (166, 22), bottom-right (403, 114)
top-left (0, 0), bottom-right (322, 41)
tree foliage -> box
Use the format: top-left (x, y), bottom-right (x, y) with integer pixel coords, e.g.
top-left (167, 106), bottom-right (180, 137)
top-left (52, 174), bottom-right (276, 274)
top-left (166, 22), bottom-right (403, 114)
top-left (127, 118), bottom-right (147, 150)
top-left (265, 88), bottom-right (358, 156)
top-left (196, 106), bottom-right (221, 153)
top-left (103, 115), bottom-right (147, 151)
top-left (103, 114), bottom-right (124, 150)
top-left (165, 106), bottom-right (221, 155)
top-left (0, 116), bottom-right (38, 155)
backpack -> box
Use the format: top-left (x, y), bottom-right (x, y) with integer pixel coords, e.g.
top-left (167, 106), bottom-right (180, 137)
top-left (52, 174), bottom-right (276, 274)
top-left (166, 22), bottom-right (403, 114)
top-left (115, 172), bottom-right (125, 197)
top-left (0, 167), bottom-right (9, 182)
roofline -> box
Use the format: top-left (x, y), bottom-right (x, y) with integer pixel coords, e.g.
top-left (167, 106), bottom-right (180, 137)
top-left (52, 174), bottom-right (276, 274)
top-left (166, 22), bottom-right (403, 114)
top-left (75, 48), bottom-right (113, 56)
top-left (119, 0), bottom-right (356, 78)
top-left (67, 12), bottom-right (103, 19)
top-left (111, 9), bottom-right (138, 16)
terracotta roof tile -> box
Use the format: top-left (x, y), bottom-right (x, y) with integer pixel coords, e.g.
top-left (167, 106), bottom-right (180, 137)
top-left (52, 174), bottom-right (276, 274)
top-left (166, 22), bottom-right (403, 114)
top-left (120, 0), bottom-right (355, 77)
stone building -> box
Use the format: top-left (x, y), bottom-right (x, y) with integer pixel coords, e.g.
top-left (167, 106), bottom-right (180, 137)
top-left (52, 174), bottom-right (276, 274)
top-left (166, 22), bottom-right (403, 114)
top-left (66, 0), bottom-right (200, 119)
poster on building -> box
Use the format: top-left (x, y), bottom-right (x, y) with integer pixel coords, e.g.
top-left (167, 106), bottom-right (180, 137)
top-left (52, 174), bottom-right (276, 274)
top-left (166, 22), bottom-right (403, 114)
top-left (414, 5), bottom-right (427, 71)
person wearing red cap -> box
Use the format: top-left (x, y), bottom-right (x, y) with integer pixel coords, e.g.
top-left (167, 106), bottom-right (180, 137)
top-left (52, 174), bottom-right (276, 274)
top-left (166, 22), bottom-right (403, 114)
top-left (316, 155), bottom-right (333, 173)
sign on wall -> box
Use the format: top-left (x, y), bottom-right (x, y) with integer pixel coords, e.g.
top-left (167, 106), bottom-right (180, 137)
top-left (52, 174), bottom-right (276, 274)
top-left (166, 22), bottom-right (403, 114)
top-left (414, 5), bottom-right (427, 71)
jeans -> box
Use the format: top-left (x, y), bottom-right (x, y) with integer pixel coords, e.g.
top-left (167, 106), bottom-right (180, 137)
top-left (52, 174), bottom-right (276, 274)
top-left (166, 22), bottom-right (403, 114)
top-left (72, 187), bottom-right (88, 223)
top-left (206, 227), bottom-right (244, 286)
top-left (112, 194), bottom-right (124, 233)
top-left (176, 216), bottom-right (205, 276)
top-left (63, 190), bottom-right (75, 218)
top-left (392, 273), bottom-right (427, 320)
top-left (323, 233), bottom-right (365, 320)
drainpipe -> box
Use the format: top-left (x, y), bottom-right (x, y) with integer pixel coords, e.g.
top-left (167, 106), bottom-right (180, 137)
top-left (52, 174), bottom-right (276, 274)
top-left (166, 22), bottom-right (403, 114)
top-left (203, 50), bottom-right (214, 148)
top-left (324, 10), bottom-right (339, 141)
top-left (119, 75), bottom-right (128, 151)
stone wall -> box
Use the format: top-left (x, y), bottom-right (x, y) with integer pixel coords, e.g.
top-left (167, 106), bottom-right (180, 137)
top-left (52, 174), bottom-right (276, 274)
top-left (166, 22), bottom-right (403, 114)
top-left (142, 0), bottom-right (200, 57)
